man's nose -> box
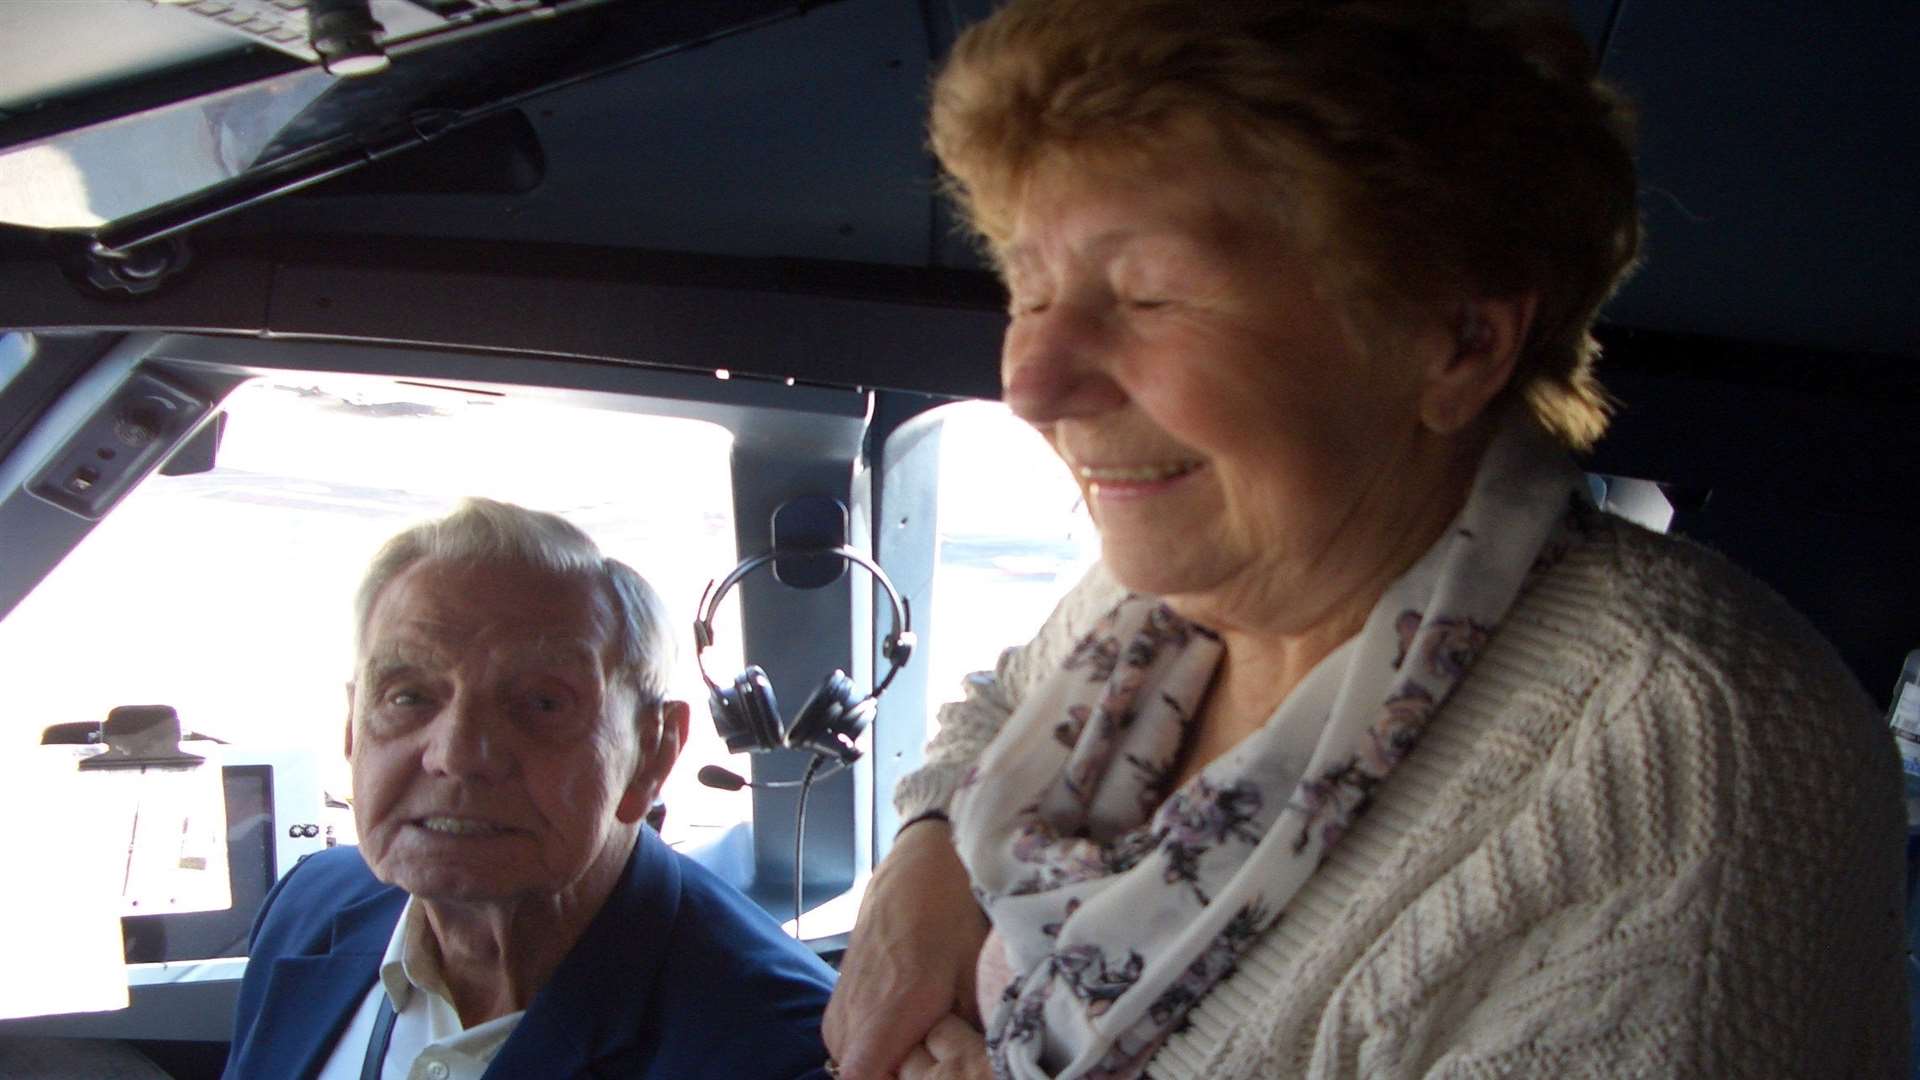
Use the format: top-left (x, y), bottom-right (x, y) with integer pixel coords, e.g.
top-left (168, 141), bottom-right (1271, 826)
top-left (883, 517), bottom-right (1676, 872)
top-left (1000, 303), bottom-right (1128, 426)
top-left (420, 693), bottom-right (509, 780)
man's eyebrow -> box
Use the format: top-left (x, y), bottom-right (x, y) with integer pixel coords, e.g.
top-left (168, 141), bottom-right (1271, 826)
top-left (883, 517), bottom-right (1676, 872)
top-left (510, 638), bottom-right (604, 671)
top-left (359, 642), bottom-right (439, 679)
top-left (358, 636), bottom-right (605, 679)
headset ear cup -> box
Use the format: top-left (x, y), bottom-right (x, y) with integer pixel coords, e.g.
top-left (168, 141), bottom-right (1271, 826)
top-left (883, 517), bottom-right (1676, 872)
top-left (708, 684), bottom-right (745, 752)
top-left (735, 666), bottom-right (784, 752)
top-left (786, 669), bottom-right (869, 762)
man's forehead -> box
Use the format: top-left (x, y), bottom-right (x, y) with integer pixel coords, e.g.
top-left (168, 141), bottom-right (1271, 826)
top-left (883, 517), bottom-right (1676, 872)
top-left (361, 631), bottom-right (601, 670)
top-left (361, 558), bottom-right (618, 666)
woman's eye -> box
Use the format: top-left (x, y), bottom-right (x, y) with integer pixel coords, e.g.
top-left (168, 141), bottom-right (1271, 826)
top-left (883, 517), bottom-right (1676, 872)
top-left (1125, 297), bottom-right (1170, 310)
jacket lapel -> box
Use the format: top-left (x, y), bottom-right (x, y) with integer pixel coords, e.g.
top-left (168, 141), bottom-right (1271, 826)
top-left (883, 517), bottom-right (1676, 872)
top-left (240, 886), bottom-right (403, 1080)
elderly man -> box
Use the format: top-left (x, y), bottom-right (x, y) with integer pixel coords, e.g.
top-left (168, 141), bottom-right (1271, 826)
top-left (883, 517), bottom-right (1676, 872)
top-left (224, 499), bottom-right (834, 1079)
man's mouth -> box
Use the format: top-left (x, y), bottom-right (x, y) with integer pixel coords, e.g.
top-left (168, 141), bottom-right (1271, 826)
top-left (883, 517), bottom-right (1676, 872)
top-left (414, 816), bottom-right (514, 837)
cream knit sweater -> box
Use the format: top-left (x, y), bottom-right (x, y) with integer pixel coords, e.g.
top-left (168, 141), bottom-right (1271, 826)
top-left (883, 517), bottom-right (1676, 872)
top-left (894, 515), bottom-right (1908, 1078)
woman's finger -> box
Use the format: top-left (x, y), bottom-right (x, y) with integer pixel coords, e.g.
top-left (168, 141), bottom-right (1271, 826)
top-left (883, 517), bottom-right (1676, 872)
top-left (898, 1044), bottom-right (939, 1080)
top-left (923, 1014), bottom-right (986, 1058)
top-left (920, 1014), bottom-right (994, 1079)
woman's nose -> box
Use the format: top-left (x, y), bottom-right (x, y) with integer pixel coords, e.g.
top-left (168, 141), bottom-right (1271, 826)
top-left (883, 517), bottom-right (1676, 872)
top-left (1000, 304), bottom-right (1128, 426)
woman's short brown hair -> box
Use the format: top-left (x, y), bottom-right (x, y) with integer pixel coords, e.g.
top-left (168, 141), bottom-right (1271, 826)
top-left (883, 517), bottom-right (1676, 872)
top-left (931, 0), bottom-right (1641, 449)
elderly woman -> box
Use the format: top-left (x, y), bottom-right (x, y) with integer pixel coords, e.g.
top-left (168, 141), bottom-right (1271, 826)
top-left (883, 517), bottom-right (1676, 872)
top-left (823, 1), bottom-right (1905, 1078)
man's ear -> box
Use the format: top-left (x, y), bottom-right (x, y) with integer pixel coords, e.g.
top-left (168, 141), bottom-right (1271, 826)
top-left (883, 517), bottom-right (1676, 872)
top-left (616, 700), bottom-right (690, 826)
top-left (343, 682), bottom-right (357, 761)
top-left (1419, 293), bottom-right (1537, 435)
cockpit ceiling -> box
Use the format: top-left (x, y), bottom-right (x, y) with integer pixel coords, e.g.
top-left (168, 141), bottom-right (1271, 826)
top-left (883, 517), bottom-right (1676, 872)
top-left (0, 0), bottom-right (820, 239)
top-left (0, 0), bottom-right (1913, 363)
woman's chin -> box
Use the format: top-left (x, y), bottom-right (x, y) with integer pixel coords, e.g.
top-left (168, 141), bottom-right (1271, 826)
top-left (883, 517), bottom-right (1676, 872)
top-left (1101, 545), bottom-right (1211, 603)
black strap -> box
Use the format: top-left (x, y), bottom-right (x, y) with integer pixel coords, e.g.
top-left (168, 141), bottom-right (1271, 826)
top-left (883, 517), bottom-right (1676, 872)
top-left (361, 994), bottom-right (398, 1080)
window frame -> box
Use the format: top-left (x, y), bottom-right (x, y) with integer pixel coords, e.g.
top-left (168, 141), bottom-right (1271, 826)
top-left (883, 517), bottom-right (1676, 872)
top-left (0, 331), bottom-right (877, 967)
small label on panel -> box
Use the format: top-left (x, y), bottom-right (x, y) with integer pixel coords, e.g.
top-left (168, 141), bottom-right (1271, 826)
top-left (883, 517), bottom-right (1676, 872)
top-left (1890, 681), bottom-right (1920, 781)
top-left (1892, 684), bottom-right (1920, 739)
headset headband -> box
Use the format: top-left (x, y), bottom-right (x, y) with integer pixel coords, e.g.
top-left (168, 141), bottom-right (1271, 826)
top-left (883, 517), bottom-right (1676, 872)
top-left (693, 545), bottom-right (915, 699)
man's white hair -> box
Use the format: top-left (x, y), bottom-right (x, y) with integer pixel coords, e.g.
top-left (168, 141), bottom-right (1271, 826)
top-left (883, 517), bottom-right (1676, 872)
top-left (353, 497), bottom-right (674, 710)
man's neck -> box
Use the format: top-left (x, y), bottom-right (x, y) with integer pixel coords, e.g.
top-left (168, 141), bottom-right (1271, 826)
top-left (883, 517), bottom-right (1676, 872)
top-left (416, 830), bottom-right (635, 1027)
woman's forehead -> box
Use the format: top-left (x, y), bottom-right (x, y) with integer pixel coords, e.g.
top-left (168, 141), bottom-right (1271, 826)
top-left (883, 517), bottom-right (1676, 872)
top-left (1002, 151), bottom-right (1284, 268)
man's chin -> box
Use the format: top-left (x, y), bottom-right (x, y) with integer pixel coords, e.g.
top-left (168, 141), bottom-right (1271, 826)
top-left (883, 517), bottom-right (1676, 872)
top-left (398, 874), bottom-right (522, 905)
top-left (368, 853), bottom-right (531, 906)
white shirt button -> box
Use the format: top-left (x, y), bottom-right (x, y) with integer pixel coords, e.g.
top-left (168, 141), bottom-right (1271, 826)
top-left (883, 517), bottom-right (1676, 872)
top-left (424, 1060), bottom-right (450, 1080)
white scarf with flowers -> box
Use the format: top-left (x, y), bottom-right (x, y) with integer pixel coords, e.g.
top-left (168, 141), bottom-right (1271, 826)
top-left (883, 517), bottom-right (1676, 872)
top-left (950, 417), bottom-right (1588, 1079)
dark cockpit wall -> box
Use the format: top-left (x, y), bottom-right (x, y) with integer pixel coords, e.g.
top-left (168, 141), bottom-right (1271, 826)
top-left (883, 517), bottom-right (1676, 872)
top-left (0, 1), bottom-right (1917, 1076)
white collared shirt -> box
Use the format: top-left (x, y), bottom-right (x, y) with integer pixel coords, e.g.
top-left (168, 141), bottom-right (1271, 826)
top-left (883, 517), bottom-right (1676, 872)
top-left (315, 898), bottom-right (526, 1080)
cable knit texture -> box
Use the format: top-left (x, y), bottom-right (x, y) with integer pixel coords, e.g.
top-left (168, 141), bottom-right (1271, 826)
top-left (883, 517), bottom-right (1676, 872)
top-left (898, 516), bottom-right (1907, 1078)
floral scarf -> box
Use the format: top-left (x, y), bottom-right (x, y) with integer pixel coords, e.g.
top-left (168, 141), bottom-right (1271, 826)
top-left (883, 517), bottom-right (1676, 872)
top-left (949, 417), bottom-right (1587, 1079)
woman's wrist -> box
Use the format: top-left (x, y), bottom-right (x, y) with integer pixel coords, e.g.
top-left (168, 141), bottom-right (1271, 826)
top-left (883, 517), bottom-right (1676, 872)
top-left (895, 809), bottom-right (950, 838)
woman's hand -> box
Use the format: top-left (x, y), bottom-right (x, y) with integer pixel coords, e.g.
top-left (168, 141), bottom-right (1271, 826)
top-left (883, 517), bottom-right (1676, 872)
top-left (899, 1015), bottom-right (995, 1080)
top-left (824, 820), bottom-right (988, 1079)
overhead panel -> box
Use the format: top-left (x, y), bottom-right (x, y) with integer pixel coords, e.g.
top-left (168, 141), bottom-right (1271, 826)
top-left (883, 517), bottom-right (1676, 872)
top-left (134, 0), bottom-right (454, 62)
top-left (0, 2), bottom-right (240, 118)
top-left (228, 0), bottom-right (939, 266)
top-left (0, 0), bottom-right (852, 253)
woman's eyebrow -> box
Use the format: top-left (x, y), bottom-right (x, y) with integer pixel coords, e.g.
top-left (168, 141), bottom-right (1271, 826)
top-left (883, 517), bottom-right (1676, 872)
top-left (1005, 226), bottom-right (1154, 270)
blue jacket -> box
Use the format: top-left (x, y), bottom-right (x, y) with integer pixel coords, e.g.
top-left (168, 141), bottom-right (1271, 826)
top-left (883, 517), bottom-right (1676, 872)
top-left (224, 830), bottom-right (834, 1079)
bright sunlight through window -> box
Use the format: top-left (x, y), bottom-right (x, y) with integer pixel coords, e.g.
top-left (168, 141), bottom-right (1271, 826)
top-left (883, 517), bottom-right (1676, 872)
top-left (0, 376), bottom-right (750, 851)
top-left (927, 401), bottom-right (1097, 724)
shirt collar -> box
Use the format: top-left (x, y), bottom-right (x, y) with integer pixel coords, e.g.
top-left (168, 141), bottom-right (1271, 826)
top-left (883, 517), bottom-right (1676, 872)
top-left (377, 896), bottom-right (426, 1011)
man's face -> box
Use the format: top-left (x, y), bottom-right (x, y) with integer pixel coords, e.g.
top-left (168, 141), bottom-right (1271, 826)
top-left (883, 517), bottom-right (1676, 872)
top-left (347, 558), bottom-right (665, 906)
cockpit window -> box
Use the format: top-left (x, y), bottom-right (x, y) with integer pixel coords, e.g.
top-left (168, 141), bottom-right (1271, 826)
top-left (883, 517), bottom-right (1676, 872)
top-left (0, 375), bottom-right (750, 850)
top-left (927, 401), bottom-right (1097, 720)
top-left (0, 333), bottom-right (29, 393)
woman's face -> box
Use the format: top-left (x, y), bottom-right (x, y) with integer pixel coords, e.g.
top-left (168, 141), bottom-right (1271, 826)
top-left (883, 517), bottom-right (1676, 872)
top-left (1000, 148), bottom-right (1460, 628)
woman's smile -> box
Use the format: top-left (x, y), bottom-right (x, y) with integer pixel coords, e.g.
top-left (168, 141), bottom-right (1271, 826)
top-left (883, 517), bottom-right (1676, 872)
top-left (1073, 457), bottom-right (1207, 500)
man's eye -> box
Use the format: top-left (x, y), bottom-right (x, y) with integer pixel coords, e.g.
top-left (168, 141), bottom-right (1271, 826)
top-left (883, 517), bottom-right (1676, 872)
top-left (1125, 297), bottom-right (1170, 310)
top-left (387, 690), bottom-right (428, 708)
top-left (519, 690), bottom-right (575, 718)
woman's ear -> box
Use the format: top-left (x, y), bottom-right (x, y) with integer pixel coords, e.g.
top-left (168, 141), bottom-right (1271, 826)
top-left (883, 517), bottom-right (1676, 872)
top-left (1418, 293), bottom-right (1537, 435)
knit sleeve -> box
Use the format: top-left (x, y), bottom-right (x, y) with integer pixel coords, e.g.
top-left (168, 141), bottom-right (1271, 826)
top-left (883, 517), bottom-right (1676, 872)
top-left (891, 561), bottom-right (1125, 821)
top-left (1420, 596), bottom-right (1907, 1078)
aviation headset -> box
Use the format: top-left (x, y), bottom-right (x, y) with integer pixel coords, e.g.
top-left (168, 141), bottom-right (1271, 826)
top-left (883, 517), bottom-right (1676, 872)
top-left (693, 546), bottom-right (914, 765)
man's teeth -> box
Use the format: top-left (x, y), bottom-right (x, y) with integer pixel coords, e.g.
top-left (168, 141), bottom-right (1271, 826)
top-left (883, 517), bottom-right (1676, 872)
top-left (419, 817), bottom-right (510, 836)
top-left (1077, 460), bottom-right (1201, 483)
